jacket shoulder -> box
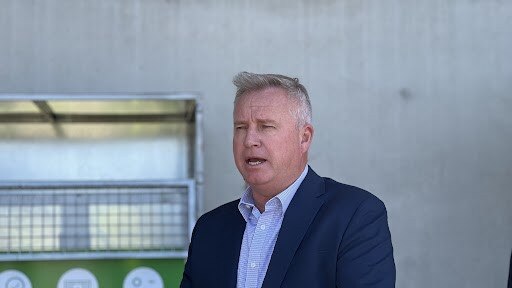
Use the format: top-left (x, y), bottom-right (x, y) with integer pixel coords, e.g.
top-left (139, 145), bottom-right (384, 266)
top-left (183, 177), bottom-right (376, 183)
top-left (195, 199), bottom-right (241, 228)
top-left (322, 177), bottom-right (386, 211)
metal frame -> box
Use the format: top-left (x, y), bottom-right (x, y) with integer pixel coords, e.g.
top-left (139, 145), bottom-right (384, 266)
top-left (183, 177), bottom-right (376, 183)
top-left (0, 93), bottom-right (199, 123)
top-left (0, 92), bottom-right (203, 214)
top-left (0, 94), bottom-right (203, 261)
top-left (0, 93), bottom-right (200, 101)
top-left (0, 180), bottom-right (194, 261)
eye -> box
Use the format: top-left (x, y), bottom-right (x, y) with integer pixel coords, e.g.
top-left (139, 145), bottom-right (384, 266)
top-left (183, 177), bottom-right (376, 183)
top-left (235, 125), bottom-right (247, 130)
top-left (262, 124), bottom-right (275, 129)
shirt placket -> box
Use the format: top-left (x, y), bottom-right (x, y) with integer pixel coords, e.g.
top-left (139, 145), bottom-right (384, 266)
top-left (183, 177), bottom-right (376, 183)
top-left (245, 204), bottom-right (276, 288)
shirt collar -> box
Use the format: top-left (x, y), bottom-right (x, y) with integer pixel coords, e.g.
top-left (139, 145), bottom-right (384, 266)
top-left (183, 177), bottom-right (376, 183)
top-left (238, 165), bottom-right (309, 223)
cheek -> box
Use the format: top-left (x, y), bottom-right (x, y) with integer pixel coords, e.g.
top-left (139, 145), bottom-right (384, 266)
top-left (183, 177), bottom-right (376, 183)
top-left (233, 145), bottom-right (243, 161)
top-left (272, 135), bottom-right (301, 157)
top-left (232, 134), bottom-right (243, 150)
top-left (232, 140), bottom-right (241, 160)
top-left (282, 132), bottom-right (301, 147)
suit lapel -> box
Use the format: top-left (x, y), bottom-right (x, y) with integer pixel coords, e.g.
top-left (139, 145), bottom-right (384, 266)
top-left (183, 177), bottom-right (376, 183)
top-left (224, 205), bottom-right (246, 288)
top-left (262, 167), bottom-right (326, 287)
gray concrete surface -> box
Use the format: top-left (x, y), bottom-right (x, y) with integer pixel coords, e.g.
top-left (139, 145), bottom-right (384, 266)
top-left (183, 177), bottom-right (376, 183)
top-left (1, 0), bottom-right (511, 286)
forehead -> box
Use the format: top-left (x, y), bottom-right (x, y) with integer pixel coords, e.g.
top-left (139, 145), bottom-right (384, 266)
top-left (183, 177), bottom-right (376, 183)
top-left (234, 87), bottom-right (294, 114)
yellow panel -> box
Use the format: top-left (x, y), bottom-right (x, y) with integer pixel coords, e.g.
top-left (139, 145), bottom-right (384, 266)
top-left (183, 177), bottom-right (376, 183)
top-left (48, 100), bottom-right (189, 114)
top-left (0, 101), bottom-right (40, 113)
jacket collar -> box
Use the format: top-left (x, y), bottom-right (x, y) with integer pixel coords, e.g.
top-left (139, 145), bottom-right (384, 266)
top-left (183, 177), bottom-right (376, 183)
top-left (261, 166), bottom-right (326, 287)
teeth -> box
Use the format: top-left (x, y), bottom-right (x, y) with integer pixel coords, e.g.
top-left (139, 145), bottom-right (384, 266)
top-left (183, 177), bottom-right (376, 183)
top-left (248, 160), bottom-right (262, 166)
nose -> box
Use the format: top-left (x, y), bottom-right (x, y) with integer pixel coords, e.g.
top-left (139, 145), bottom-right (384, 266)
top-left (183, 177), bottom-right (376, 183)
top-left (244, 127), bottom-right (261, 148)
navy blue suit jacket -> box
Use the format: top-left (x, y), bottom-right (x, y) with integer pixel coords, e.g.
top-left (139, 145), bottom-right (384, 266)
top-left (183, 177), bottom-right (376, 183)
top-left (181, 167), bottom-right (396, 287)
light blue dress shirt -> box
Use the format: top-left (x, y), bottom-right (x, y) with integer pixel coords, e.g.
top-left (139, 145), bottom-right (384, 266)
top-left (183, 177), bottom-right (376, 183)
top-left (237, 165), bottom-right (309, 288)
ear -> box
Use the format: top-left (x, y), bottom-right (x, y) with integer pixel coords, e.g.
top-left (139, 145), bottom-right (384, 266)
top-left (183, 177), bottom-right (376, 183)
top-left (300, 124), bottom-right (314, 152)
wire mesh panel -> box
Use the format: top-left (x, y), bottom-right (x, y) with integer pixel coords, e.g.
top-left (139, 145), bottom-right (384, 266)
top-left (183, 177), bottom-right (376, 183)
top-left (0, 181), bottom-right (194, 260)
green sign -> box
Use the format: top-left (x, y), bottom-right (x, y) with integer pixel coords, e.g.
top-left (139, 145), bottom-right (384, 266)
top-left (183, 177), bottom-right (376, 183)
top-left (0, 259), bottom-right (185, 287)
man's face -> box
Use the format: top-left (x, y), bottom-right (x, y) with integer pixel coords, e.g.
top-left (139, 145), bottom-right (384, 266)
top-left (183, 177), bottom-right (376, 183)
top-left (233, 87), bottom-right (313, 197)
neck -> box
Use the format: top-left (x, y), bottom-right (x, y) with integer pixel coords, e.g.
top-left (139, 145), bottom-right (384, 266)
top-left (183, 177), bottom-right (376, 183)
top-left (252, 193), bottom-right (271, 212)
top-left (250, 163), bottom-right (307, 212)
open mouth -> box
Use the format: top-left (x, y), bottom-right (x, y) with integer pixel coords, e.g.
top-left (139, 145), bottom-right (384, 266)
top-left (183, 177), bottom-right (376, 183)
top-left (246, 158), bottom-right (267, 166)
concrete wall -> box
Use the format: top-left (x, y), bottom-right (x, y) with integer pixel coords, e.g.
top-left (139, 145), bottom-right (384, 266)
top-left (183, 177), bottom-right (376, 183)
top-left (1, 0), bottom-right (511, 286)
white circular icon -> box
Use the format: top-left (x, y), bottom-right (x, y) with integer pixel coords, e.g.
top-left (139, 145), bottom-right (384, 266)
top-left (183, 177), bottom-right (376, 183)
top-left (123, 267), bottom-right (163, 288)
top-left (0, 270), bottom-right (32, 288)
top-left (57, 268), bottom-right (98, 288)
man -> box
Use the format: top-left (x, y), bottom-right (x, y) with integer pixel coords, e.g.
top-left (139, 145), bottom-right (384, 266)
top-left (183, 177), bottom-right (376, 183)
top-left (181, 72), bottom-right (396, 287)
top-left (508, 251), bottom-right (511, 288)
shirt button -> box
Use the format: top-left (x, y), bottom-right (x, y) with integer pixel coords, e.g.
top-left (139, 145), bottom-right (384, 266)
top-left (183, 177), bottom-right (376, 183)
top-left (245, 204), bottom-right (251, 209)
top-left (260, 224), bottom-right (266, 230)
top-left (250, 262), bottom-right (256, 268)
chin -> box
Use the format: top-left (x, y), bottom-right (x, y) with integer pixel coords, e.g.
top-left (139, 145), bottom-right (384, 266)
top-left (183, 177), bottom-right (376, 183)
top-left (243, 174), bottom-right (272, 188)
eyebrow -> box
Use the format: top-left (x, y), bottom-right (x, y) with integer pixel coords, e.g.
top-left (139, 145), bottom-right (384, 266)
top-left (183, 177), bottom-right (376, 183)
top-left (233, 119), bottom-right (278, 125)
top-left (257, 119), bottom-right (278, 125)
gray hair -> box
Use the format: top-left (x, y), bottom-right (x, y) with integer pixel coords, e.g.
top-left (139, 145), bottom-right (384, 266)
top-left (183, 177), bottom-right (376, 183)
top-left (233, 71), bottom-right (312, 126)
